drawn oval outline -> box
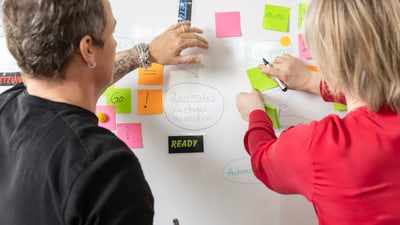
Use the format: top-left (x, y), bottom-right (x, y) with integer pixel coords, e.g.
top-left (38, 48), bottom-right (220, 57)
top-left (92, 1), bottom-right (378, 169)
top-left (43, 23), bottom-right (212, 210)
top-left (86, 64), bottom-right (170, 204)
top-left (245, 40), bottom-right (294, 62)
top-left (222, 157), bottom-right (261, 185)
top-left (164, 82), bottom-right (224, 131)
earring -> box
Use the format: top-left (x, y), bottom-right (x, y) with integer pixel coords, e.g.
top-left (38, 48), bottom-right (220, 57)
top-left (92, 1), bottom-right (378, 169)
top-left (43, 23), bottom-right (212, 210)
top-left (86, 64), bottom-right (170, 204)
top-left (88, 62), bottom-right (96, 69)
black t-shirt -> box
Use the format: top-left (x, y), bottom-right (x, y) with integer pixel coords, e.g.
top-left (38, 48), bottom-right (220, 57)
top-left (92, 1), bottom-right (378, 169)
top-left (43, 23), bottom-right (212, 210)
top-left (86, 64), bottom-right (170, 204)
top-left (0, 84), bottom-right (154, 225)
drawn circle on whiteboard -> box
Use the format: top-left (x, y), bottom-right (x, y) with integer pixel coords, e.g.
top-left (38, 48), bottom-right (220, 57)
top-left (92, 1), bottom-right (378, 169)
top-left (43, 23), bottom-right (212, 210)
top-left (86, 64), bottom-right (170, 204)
top-left (280, 36), bottom-right (291, 47)
top-left (164, 83), bottom-right (224, 131)
top-left (222, 157), bottom-right (261, 185)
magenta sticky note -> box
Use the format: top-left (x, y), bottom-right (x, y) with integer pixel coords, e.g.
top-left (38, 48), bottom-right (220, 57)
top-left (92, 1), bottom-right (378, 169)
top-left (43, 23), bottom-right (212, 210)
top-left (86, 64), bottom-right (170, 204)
top-left (298, 34), bottom-right (313, 59)
top-left (117, 123), bottom-right (143, 149)
top-left (95, 105), bottom-right (116, 130)
top-left (215, 11), bottom-right (242, 38)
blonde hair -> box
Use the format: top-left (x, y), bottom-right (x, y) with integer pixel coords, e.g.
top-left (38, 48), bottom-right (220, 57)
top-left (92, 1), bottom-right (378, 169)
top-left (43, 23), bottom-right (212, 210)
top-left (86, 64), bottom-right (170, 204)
top-left (304, 0), bottom-right (400, 113)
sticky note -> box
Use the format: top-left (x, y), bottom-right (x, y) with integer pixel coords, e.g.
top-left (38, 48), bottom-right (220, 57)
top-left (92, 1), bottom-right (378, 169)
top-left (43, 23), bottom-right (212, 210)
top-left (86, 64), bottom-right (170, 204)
top-left (298, 34), bottom-right (313, 59)
top-left (117, 123), bottom-right (143, 148)
top-left (103, 86), bottom-right (132, 113)
top-left (246, 67), bottom-right (278, 91)
top-left (95, 105), bottom-right (116, 130)
top-left (262, 4), bottom-right (291, 32)
top-left (298, 3), bottom-right (309, 29)
top-left (137, 89), bottom-right (163, 114)
top-left (333, 103), bottom-right (347, 111)
top-left (307, 65), bottom-right (318, 72)
top-left (264, 104), bottom-right (280, 128)
top-left (215, 11), bottom-right (242, 38)
top-left (138, 63), bottom-right (164, 85)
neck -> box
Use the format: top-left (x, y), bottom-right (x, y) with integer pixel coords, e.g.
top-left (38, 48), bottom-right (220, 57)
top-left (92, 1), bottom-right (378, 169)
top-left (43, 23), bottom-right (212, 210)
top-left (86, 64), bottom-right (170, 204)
top-left (23, 76), bottom-right (100, 113)
top-left (345, 93), bottom-right (367, 112)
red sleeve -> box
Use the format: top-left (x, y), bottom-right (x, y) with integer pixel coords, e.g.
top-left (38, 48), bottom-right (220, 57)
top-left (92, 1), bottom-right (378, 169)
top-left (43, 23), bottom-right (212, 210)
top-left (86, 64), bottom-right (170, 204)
top-left (320, 80), bottom-right (346, 104)
top-left (244, 110), bottom-right (314, 199)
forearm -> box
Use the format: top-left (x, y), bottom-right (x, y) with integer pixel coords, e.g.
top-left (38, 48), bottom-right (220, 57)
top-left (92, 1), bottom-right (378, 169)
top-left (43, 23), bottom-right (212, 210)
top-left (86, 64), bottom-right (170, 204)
top-left (112, 48), bottom-right (140, 84)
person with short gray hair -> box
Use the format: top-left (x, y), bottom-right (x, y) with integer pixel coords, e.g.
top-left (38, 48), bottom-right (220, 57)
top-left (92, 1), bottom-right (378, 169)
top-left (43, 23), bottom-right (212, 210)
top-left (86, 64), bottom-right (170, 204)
top-left (0, 0), bottom-right (208, 224)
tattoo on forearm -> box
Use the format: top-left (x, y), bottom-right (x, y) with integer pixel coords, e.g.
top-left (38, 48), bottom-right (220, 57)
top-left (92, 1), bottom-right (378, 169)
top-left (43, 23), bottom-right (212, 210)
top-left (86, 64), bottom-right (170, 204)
top-left (113, 48), bottom-right (139, 83)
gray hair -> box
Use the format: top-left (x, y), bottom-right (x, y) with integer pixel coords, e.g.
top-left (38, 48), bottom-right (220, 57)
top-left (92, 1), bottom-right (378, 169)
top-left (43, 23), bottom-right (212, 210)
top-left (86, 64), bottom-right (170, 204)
top-left (2, 0), bottom-right (106, 79)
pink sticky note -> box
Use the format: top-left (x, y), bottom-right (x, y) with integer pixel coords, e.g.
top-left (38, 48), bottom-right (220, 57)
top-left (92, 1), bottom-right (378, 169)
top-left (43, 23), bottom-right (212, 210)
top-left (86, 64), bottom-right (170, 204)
top-left (215, 11), bottom-right (242, 38)
top-left (117, 123), bottom-right (143, 149)
top-left (298, 34), bottom-right (313, 59)
top-left (95, 105), bottom-right (116, 130)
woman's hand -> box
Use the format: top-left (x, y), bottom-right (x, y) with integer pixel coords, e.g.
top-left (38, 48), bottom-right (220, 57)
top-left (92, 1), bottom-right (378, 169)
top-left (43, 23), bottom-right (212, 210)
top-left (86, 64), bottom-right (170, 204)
top-left (236, 89), bottom-right (266, 121)
top-left (259, 54), bottom-right (321, 94)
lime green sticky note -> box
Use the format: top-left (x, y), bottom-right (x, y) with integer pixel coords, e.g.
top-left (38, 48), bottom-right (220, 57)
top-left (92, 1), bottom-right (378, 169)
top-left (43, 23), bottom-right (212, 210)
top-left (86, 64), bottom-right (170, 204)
top-left (246, 67), bottom-right (277, 91)
top-left (102, 85), bottom-right (115, 96)
top-left (104, 87), bottom-right (132, 113)
top-left (262, 4), bottom-right (291, 32)
top-left (298, 3), bottom-right (309, 29)
top-left (333, 102), bottom-right (347, 111)
top-left (264, 104), bottom-right (280, 128)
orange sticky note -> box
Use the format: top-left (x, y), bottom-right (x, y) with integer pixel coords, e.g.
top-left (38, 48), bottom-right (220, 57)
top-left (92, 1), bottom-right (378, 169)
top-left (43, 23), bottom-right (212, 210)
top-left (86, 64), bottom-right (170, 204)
top-left (137, 89), bottom-right (163, 114)
top-left (307, 65), bottom-right (319, 72)
top-left (138, 63), bottom-right (164, 85)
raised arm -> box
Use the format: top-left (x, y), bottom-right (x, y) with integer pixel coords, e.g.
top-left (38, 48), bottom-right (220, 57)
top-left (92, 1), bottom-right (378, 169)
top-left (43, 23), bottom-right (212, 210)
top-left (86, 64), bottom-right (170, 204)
top-left (112, 21), bottom-right (208, 84)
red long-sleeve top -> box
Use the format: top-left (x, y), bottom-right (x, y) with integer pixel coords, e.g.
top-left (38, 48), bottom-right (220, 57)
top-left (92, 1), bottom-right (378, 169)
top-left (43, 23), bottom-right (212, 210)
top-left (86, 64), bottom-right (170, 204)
top-left (244, 82), bottom-right (400, 225)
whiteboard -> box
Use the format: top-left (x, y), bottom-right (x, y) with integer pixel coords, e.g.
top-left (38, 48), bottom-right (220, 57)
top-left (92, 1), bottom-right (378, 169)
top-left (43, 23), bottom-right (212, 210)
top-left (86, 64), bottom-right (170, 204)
top-left (0, 0), bottom-right (347, 224)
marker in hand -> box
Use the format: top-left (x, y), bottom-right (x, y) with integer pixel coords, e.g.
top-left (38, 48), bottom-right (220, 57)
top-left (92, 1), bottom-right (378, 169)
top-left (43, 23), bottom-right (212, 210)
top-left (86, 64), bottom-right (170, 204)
top-left (262, 58), bottom-right (287, 92)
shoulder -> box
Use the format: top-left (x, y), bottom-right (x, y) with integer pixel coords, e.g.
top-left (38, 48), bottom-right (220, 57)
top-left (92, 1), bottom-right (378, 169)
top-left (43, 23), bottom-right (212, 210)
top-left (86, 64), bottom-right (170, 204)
top-left (0, 83), bottom-right (25, 105)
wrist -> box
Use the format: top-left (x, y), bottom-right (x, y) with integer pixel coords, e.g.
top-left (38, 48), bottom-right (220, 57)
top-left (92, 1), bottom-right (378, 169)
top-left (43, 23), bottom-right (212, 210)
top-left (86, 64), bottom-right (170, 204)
top-left (134, 43), bottom-right (151, 69)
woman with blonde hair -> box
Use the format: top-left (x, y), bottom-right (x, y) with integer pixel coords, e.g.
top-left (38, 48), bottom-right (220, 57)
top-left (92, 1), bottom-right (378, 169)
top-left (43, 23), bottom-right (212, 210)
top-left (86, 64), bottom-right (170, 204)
top-left (236, 0), bottom-right (400, 224)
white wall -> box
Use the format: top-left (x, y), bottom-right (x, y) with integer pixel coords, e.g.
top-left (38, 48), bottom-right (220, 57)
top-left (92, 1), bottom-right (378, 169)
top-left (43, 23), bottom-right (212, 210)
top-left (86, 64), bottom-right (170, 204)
top-left (0, 0), bottom-right (347, 224)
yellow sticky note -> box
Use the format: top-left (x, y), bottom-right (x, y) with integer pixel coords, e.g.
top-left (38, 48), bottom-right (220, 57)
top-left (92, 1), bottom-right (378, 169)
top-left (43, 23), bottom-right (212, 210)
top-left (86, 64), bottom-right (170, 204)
top-left (264, 104), bottom-right (280, 129)
top-left (137, 89), bottom-right (163, 114)
top-left (262, 4), bottom-right (291, 32)
top-left (138, 63), bottom-right (164, 85)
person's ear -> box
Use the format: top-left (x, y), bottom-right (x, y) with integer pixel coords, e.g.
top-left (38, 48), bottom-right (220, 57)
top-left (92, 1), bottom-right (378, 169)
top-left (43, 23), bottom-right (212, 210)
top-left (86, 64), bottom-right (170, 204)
top-left (79, 35), bottom-right (97, 68)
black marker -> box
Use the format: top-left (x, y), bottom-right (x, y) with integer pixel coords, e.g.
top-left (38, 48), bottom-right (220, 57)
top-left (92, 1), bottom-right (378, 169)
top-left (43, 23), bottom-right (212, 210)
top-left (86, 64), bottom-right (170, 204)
top-left (262, 58), bottom-right (287, 92)
top-left (178, 0), bottom-right (192, 22)
top-left (173, 218), bottom-right (180, 225)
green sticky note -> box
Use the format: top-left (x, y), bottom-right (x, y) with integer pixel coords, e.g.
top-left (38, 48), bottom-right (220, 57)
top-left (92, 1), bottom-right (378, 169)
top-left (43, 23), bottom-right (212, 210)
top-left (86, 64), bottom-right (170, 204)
top-left (104, 86), bottom-right (132, 113)
top-left (333, 102), bottom-right (347, 111)
top-left (264, 104), bottom-right (280, 128)
top-left (246, 67), bottom-right (277, 91)
top-left (262, 4), bottom-right (291, 32)
top-left (298, 3), bottom-right (309, 29)
top-left (102, 85), bottom-right (115, 96)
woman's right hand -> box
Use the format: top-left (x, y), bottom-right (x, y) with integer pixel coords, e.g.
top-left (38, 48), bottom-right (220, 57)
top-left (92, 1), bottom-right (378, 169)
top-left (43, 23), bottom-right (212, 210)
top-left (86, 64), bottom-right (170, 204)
top-left (259, 54), bottom-right (321, 95)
